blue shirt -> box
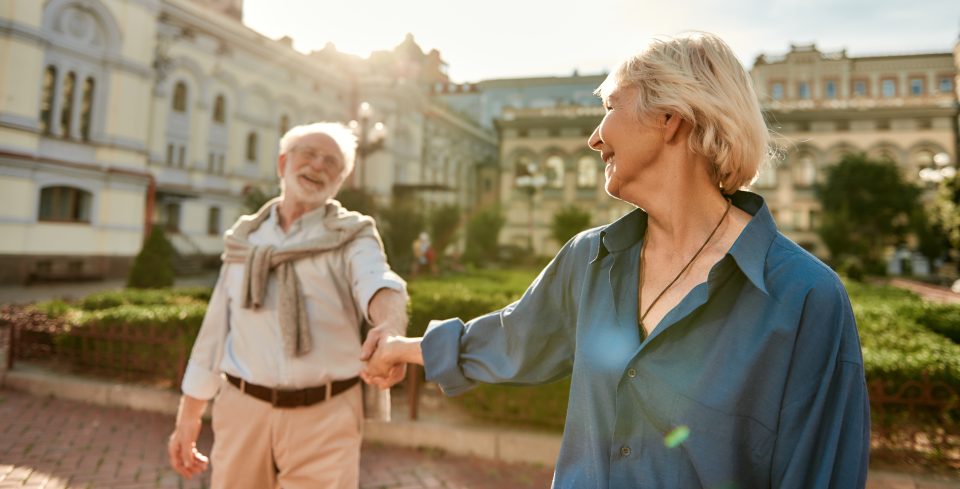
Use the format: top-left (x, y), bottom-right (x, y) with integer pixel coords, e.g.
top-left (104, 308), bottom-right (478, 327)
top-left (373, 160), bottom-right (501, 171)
top-left (422, 191), bottom-right (870, 489)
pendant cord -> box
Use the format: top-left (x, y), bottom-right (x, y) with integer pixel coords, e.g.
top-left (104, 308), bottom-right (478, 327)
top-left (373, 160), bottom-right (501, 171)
top-left (639, 198), bottom-right (732, 328)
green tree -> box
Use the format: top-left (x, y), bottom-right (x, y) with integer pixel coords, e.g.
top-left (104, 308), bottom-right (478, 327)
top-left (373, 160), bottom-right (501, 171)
top-left (550, 205), bottom-right (592, 246)
top-left (928, 174), bottom-right (960, 273)
top-left (127, 227), bottom-right (175, 288)
top-left (243, 185), bottom-right (279, 214)
top-left (464, 207), bottom-right (505, 266)
top-left (379, 200), bottom-right (425, 274)
top-left (817, 153), bottom-right (920, 273)
top-left (335, 187), bottom-right (379, 217)
top-left (428, 204), bottom-right (462, 266)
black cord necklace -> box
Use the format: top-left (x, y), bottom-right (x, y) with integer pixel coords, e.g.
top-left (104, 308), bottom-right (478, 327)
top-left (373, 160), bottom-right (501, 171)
top-left (638, 198), bottom-right (732, 331)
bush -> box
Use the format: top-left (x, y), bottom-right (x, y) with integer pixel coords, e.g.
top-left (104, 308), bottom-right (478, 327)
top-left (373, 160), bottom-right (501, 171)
top-left (76, 287), bottom-right (212, 311)
top-left (550, 205), bottom-right (592, 246)
top-left (463, 208), bottom-right (505, 266)
top-left (127, 228), bottom-right (175, 289)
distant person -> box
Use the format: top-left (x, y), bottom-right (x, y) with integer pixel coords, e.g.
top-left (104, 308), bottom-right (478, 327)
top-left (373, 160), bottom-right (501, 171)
top-left (362, 32), bottom-right (870, 488)
top-left (411, 231), bottom-right (437, 277)
top-left (167, 122), bottom-right (408, 489)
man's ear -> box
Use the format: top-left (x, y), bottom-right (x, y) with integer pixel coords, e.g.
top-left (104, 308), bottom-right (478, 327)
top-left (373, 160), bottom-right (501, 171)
top-left (277, 153), bottom-right (288, 179)
top-left (661, 112), bottom-right (684, 143)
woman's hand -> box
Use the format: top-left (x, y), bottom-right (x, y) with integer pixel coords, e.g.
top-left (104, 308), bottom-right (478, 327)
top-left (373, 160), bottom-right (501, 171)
top-left (360, 335), bottom-right (423, 389)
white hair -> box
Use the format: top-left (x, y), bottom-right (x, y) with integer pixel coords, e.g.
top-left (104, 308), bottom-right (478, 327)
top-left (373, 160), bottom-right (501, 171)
top-left (278, 122), bottom-right (358, 176)
top-left (596, 31), bottom-right (772, 193)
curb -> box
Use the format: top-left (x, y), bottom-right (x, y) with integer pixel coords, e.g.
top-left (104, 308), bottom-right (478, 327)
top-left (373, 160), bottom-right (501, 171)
top-left (0, 366), bottom-right (561, 467)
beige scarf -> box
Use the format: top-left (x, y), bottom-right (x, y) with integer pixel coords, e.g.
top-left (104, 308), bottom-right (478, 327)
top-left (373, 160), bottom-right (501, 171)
top-left (222, 197), bottom-right (380, 357)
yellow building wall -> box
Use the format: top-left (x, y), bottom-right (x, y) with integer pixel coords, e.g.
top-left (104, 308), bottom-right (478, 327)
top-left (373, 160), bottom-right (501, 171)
top-left (0, 37), bottom-right (44, 121)
top-left (0, 176), bottom-right (35, 220)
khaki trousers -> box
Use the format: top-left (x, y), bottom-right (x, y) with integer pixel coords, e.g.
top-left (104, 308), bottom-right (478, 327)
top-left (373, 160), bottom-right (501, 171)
top-left (210, 378), bottom-right (363, 489)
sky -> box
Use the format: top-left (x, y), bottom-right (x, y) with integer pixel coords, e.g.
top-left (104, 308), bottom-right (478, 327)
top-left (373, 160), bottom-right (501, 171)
top-left (243, 0), bottom-right (960, 83)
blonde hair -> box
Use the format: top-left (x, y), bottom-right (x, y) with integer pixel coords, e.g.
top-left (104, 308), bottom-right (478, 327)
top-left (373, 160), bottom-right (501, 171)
top-left (278, 122), bottom-right (358, 176)
top-left (596, 32), bottom-right (771, 192)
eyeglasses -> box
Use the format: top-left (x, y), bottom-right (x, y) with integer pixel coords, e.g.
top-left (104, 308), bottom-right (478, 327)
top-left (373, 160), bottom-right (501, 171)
top-left (290, 146), bottom-right (344, 172)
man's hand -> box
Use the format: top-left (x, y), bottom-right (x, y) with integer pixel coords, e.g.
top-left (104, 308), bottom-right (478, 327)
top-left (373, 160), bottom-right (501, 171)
top-left (167, 396), bottom-right (210, 479)
top-left (360, 326), bottom-right (406, 389)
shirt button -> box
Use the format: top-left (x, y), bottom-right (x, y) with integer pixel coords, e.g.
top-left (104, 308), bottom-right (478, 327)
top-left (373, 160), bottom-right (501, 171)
top-left (620, 445), bottom-right (631, 457)
top-left (627, 368), bottom-right (637, 378)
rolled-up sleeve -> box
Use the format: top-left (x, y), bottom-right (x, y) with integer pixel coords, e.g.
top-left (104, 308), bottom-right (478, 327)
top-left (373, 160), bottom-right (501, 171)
top-left (771, 279), bottom-right (870, 488)
top-left (181, 266), bottom-right (230, 400)
top-left (345, 234), bottom-right (407, 323)
top-left (423, 240), bottom-right (580, 397)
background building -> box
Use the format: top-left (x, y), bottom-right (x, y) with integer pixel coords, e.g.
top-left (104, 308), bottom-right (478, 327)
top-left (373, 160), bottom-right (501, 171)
top-left (1, 0), bottom-right (957, 282)
top-left (750, 44), bottom-right (958, 265)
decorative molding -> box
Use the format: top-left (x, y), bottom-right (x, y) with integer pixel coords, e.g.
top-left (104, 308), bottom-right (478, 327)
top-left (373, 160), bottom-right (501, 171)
top-left (0, 113), bottom-right (42, 132)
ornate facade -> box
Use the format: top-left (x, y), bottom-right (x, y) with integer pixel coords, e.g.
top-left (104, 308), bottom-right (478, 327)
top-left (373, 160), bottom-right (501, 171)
top-left (751, 44), bottom-right (958, 261)
top-left (0, 1), bottom-right (495, 284)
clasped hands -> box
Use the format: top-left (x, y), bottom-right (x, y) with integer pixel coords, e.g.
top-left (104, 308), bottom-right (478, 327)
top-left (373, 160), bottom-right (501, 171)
top-left (360, 325), bottom-right (421, 390)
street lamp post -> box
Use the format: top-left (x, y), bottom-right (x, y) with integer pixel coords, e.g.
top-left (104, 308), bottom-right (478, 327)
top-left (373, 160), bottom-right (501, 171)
top-left (349, 101), bottom-right (387, 189)
top-left (515, 162), bottom-right (547, 252)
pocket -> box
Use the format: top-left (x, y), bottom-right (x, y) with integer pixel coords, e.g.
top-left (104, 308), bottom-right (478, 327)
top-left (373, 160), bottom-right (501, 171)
top-left (671, 393), bottom-right (775, 488)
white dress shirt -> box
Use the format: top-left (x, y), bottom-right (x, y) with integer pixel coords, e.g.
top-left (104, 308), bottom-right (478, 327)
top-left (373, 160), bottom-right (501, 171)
top-left (181, 202), bottom-right (407, 400)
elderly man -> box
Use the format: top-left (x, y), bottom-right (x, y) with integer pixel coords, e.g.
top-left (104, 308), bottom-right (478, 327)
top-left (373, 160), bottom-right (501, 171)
top-left (167, 122), bottom-right (408, 489)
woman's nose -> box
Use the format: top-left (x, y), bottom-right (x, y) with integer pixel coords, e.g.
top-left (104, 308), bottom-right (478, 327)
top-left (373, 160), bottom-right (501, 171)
top-left (587, 126), bottom-right (602, 151)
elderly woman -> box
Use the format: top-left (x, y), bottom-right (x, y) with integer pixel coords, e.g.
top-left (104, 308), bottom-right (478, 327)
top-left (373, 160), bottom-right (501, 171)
top-left (363, 32), bottom-right (869, 488)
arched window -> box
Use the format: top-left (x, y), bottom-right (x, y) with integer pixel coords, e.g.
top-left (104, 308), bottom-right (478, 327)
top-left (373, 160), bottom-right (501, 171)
top-left (793, 152), bottom-right (816, 188)
top-left (577, 155), bottom-right (599, 188)
top-left (246, 132), bottom-right (258, 162)
top-left (213, 94), bottom-right (226, 123)
top-left (544, 155), bottom-right (565, 188)
top-left (60, 71), bottom-right (76, 137)
top-left (80, 77), bottom-right (95, 141)
top-left (40, 66), bottom-right (57, 134)
top-left (279, 114), bottom-right (290, 136)
top-left (754, 162), bottom-right (778, 188)
top-left (38, 186), bottom-right (92, 223)
top-left (207, 207), bottom-right (221, 235)
top-left (172, 81), bottom-right (188, 112)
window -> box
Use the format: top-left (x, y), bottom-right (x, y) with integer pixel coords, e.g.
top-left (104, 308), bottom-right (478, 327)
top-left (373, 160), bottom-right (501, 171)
top-left (577, 155), bottom-right (599, 188)
top-left (172, 81), bottom-right (188, 112)
top-left (793, 152), bottom-right (817, 187)
top-left (178, 146), bottom-right (186, 168)
top-left (909, 78), bottom-right (924, 96)
top-left (797, 82), bottom-right (810, 100)
top-left (808, 210), bottom-right (820, 231)
top-left (754, 162), bottom-right (778, 188)
top-left (218, 154), bottom-right (225, 174)
top-left (939, 77), bottom-right (954, 93)
top-left (38, 186), bottom-right (92, 223)
top-left (876, 120), bottom-right (890, 131)
top-left (246, 132), bottom-right (258, 162)
top-left (80, 77), bottom-right (95, 141)
top-left (40, 66), bottom-right (57, 134)
top-left (60, 72), bottom-right (76, 137)
top-left (771, 82), bottom-right (784, 100)
top-left (544, 155), bottom-right (565, 189)
top-left (212, 95), bottom-right (226, 123)
top-left (279, 114), bottom-right (290, 136)
top-left (881, 79), bottom-right (896, 98)
top-left (824, 80), bottom-right (836, 99)
top-left (852, 80), bottom-right (867, 97)
top-left (207, 207), bottom-right (221, 235)
top-left (163, 202), bottom-right (181, 232)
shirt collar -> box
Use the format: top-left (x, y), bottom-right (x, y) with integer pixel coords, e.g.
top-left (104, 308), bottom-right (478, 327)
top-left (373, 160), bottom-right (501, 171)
top-left (590, 190), bottom-right (776, 295)
top-left (268, 199), bottom-right (336, 235)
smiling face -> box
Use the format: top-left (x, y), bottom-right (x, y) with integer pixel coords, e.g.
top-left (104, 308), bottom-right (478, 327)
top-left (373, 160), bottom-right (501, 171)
top-left (278, 132), bottom-right (347, 209)
top-left (587, 82), bottom-right (665, 201)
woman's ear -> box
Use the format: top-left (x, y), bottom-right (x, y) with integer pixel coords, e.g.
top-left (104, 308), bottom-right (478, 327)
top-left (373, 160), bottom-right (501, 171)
top-left (661, 112), bottom-right (683, 143)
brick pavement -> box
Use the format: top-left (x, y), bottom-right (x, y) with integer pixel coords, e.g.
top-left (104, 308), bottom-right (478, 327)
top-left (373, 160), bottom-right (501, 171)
top-left (0, 389), bottom-right (552, 489)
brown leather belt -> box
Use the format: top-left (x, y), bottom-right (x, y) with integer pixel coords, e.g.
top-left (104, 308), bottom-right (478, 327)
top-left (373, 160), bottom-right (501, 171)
top-left (225, 373), bottom-right (359, 408)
